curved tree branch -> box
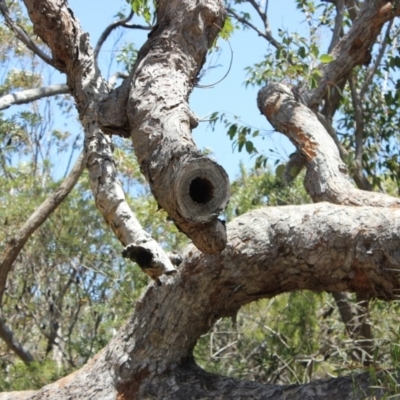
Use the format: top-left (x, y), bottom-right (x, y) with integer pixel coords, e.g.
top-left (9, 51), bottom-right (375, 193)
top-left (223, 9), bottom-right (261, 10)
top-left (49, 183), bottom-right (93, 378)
top-left (21, 0), bottom-right (177, 281)
top-left (24, 0), bottom-right (230, 255)
top-left (0, 314), bottom-right (34, 364)
top-left (4, 202), bottom-right (400, 398)
top-left (301, 1), bottom-right (400, 109)
top-left (121, 22), bottom-right (152, 30)
top-left (0, 0), bottom-right (55, 68)
top-left (258, 82), bottom-right (400, 206)
top-left (127, 0), bottom-right (230, 253)
top-left (94, 10), bottom-right (134, 61)
top-left (5, 1), bottom-right (400, 399)
top-left (0, 84), bottom-right (68, 111)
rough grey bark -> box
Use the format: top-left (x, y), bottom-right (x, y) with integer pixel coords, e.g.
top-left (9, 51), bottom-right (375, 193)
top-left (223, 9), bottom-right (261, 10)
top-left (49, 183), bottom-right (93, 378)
top-left (20, 0), bottom-right (177, 281)
top-left (126, 0), bottom-right (230, 253)
top-left (22, 0), bottom-right (230, 256)
top-left (4, 203), bottom-right (400, 399)
top-left (258, 82), bottom-right (400, 207)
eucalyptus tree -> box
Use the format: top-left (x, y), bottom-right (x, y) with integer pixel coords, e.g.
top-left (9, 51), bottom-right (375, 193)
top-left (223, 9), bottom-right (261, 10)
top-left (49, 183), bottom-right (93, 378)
top-left (1, 1), bottom-right (400, 399)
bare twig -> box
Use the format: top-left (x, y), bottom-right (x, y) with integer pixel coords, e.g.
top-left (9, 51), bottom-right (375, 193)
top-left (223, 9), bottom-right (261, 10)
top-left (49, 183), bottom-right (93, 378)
top-left (245, 0), bottom-right (278, 50)
top-left (196, 23), bottom-right (233, 88)
top-left (245, 0), bottom-right (267, 26)
top-left (122, 23), bottom-right (152, 30)
top-left (227, 7), bottom-right (281, 49)
top-left (0, 84), bottom-right (68, 111)
top-left (328, 0), bottom-right (344, 53)
top-left (349, 75), bottom-right (373, 191)
top-left (0, 0), bottom-right (55, 67)
top-left (360, 19), bottom-right (394, 98)
top-left (344, 0), bottom-right (359, 21)
top-left (94, 10), bottom-right (134, 61)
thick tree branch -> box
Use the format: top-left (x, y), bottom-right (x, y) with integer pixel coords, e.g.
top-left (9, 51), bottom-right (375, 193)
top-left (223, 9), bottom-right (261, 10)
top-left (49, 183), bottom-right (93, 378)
top-left (127, 0), bottom-right (230, 253)
top-left (0, 152), bottom-right (85, 305)
top-left (5, 202), bottom-right (400, 398)
top-left (0, 84), bottom-right (68, 111)
top-left (258, 82), bottom-right (400, 206)
top-left (84, 129), bottom-right (177, 282)
top-left (25, 0), bottom-right (230, 255)
top-left (22, 0), bottom-right (176, 280)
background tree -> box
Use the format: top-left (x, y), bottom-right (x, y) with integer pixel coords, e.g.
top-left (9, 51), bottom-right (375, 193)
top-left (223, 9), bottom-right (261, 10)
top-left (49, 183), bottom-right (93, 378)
top-left (1, 0), bottom-right (400, 399)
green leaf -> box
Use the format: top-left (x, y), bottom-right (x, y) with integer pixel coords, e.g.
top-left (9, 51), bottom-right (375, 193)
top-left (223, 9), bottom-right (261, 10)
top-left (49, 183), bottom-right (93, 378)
top-left (319, 54), bottom-right (334, 64)
top-left (310, 43), bottom-right (319, 58)
top-left (220, 17), bottom-right (234, 40)
top-left (245, 140), bottom-right (254, 154)
top-left (275, 164), bottom-right (285, 178)
top-left (298, 46), bottom-right (307, 59)
top-left (228, 124), bottom-right (237, 140)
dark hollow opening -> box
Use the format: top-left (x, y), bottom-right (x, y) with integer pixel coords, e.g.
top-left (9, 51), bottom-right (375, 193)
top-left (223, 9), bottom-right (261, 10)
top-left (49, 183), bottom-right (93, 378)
top-left (135, 249), bottom-right (153, 268)
top-left (189, 177), bottom-right (214, 204)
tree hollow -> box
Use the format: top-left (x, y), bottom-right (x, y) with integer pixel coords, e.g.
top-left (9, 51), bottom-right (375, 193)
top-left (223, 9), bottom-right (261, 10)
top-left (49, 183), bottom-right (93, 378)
top-left (174, 158), bottom-right (230, 224)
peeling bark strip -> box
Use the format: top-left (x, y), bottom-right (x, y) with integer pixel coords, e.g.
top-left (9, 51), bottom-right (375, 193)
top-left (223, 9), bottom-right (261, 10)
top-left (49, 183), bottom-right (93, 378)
top-left (258, 83), bottom-right (400, 207)
top-left (6, 203), bottom-right (400, 399)
top-left (127, 0), bottom-right (230, 254)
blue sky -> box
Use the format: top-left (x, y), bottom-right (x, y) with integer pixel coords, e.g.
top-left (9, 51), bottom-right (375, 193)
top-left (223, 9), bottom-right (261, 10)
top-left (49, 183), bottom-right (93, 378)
top-left (65, 0), bottom-right (311, 179)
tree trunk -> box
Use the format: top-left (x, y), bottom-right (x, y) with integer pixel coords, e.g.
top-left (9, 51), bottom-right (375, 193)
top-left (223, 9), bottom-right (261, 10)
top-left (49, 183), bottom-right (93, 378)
top-left (3, 203), bottom-right (400, 398)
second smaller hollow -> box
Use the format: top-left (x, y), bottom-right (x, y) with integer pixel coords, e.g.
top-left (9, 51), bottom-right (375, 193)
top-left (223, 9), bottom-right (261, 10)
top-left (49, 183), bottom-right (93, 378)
top-left (189, 177), bottom-right (214, 204)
